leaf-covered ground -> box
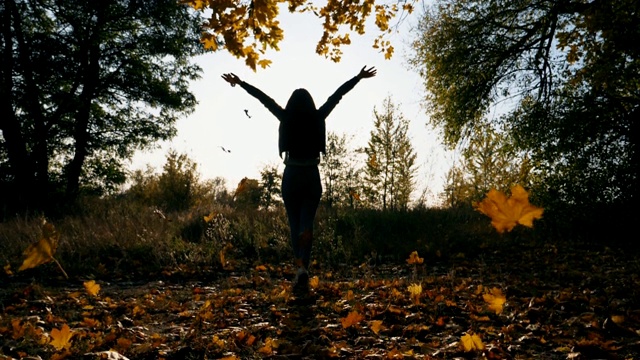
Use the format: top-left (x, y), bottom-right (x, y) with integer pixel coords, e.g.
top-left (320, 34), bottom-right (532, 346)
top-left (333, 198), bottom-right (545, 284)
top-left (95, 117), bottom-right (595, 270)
top-left (2, 240), bottom-right (640, 360)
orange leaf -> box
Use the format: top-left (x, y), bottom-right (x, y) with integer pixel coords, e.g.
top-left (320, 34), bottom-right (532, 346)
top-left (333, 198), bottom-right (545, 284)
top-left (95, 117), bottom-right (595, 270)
top-left (83, 280), bottom-right (100, 297)
top-left (309, 276), bottom-right (320, 289)
top-left (460, 333), bottom-right (484, 352)
top-left (341, 311), bottom-right (364, 328)
top-left (474, 185), bottom-right (543, 233)
top-left (369, 320), bottom-right (383, 334)
top-left (50, 324), bottom-right (73, 350)
top-left (258, 337), bottom-right (277, 355)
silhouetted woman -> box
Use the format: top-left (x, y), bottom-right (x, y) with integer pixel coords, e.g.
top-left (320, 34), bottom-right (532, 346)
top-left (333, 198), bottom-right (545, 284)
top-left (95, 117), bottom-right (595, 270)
top-left (222, 66), bottom-right (377, 292)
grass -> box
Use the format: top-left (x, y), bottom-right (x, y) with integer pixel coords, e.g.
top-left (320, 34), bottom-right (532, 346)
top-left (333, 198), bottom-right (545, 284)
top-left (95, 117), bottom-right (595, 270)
top-left (0, 194), bottom-right (518, 282)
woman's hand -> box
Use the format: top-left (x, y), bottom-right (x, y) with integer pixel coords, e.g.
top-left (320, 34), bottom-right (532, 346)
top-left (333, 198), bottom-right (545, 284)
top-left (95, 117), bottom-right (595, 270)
top-left (357, 66), bottom-right (377, 79)
top-left (221, 73), bottom-right (242, 87)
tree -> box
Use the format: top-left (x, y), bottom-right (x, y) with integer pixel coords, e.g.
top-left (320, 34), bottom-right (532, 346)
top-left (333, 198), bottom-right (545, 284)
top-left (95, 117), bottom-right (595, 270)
top-left (319, 131), bottom-right (363, 209)
top-left (409, 0), bottom-right (639, 207)
top-left (259, 163), bottom-right (282, 210)
top-left (441, 122), bottom-right (534, 206)
top-left (125, 150), bottom-right (210, 213)
top-left (363, 96), bottom-right (417, 210)
top-left (182, 0), bottom-right (416, 69)
top-left (0, 0), bottom-right (203, 216)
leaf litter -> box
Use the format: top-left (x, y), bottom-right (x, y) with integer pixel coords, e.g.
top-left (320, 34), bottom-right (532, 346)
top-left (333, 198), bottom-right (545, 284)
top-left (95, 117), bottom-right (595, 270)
top-left (2, 241), bottom-right (640, 359)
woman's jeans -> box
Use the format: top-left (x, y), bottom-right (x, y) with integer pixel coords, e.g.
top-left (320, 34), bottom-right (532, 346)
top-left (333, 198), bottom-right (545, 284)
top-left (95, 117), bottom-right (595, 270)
top-left (281, 165), bottom-right (322, 269)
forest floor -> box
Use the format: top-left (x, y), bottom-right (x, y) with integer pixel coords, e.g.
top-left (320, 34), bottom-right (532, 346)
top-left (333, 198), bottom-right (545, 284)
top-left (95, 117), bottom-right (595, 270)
top-left (2, 240), bottom-right (640, 360)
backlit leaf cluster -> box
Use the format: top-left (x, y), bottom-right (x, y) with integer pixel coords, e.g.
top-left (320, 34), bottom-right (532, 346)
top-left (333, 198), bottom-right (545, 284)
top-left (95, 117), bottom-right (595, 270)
top-left (184, 0), bottom-right (415, 69)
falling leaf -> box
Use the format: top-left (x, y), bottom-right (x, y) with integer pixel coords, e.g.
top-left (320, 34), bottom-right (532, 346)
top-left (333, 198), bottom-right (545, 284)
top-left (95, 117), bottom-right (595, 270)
top-left (369, 320), bottom-right (383, 334)
top-left (18, 221), bottom-right (59, 271)
top-left (50, 324), bottom-right (73, 350)
top-left (255, 264), bottom-right (268, 271)
top-left (341, 311), bottom-right (364, 328)
top-left (204, 211), bottom-right (217, 222)
top-left (4, 262), bottom-right (13, 275)
top-left (483, 287), bottom-right (506, 314)
top-left (474, 185), bottom-right (544, 233)
top-left (83, 280), bottom-right (100, 297)
top-left (460, 333), bottom-right (484, 352)
top-left (406, 251), bottom-right (424, 264)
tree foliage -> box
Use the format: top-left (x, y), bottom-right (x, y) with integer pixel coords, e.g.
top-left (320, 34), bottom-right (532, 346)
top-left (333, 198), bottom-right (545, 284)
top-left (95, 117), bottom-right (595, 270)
top-left (442, 122), bottom-right (534, 206)
top-left (0, 0), bottom-right (203, 216)
top-left (126, 150), bottom-right (211, 213)
top-left (259, 164), bottom-right (283, 210)
top-left (183, 0), bottom-right (416, 69)
top-left (319, 132), bottom-right (363, 209)
top-left (410, 0), bottom-right (639, 207)
top-left (363, 96), bottom-right (417, 210)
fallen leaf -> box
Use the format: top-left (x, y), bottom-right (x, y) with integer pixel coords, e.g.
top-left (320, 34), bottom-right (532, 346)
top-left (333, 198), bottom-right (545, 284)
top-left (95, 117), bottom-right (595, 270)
top-left (255, 264), bottom-right (268, 271)
top-left (83, 280), bottom-right (100, 297)
top-left (309, 276), bottom-right (320, 289)
top-left (369, 320), bottom-right (383, 334)
top-left (460, 333), bottom-right (484, 352)
top-left (474, 185), bottom-right (544, 233)
top-left (341, 311), bottom-right (364, 329)
top-left (50, 324), bottom-right (73, 350)
top-left (408, 283), bottom-right (422, 304)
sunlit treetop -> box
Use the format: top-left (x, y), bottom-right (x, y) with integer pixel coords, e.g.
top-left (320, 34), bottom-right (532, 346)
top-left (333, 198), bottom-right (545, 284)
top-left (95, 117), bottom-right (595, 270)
top-left (182, 0), bottom-right (415, 70)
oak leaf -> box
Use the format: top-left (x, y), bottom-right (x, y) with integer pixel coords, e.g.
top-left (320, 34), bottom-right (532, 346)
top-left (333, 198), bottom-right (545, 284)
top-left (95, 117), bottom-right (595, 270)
top-left (474, 185), bottom-right (543, 233)
top-left (460, 333), bottom-right (484, 352)
top-left (50, 324), bottom-right (73, 350)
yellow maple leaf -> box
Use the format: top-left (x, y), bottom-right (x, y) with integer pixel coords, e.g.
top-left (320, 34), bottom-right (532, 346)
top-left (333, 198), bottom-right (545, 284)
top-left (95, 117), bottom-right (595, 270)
top-left (18, 220), bottom-right (67, 278)
top-left (483, 287), bottom-right (506, 314)
top-left (341, 311), bottom-right (364, 328)
top-left (474, 185), bottom-right (543, 233)
top-left (83, 280), bottom-right (100, 297)
top-left (460, 333), bottom-right (484, 352)
top-left (50, 324), bottom-right (73, 350)
top-left (406, 251), bottom-right (424, 264)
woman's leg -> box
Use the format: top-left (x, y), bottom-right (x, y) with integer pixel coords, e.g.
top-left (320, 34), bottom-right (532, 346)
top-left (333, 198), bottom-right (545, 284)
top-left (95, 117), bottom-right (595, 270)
top-left (298, 167), bottom-right (322, 269)
top-left (281, 166), bottom-right (302, 265)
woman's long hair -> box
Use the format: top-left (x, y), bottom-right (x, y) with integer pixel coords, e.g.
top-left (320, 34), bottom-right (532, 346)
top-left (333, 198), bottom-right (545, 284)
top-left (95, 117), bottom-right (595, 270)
top-left (279, 88), bottom-right (325, 157)
top-left (285, 88), bottom-right (316, 113)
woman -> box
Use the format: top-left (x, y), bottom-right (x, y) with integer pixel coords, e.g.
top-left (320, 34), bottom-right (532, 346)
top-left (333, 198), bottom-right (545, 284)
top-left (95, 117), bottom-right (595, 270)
top-left (221, 66), bottom-right (377, 292)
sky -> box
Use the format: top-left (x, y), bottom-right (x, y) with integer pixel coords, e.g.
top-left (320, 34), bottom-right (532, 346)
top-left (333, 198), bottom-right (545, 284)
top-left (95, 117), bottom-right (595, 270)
top-left (128, 6), bottom-right (454, 206)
